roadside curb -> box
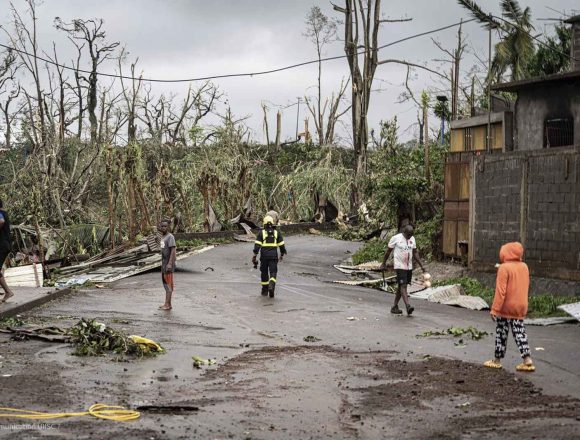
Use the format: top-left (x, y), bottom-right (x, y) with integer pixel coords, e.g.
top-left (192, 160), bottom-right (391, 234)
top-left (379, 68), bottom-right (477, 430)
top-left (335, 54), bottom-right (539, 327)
top-left (0, 287), bottom-right (75, 319)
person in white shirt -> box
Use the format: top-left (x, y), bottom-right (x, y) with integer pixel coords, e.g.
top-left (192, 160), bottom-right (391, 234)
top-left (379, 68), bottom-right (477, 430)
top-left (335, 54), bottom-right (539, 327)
top-left (380, 225), bottom-right (425, 315)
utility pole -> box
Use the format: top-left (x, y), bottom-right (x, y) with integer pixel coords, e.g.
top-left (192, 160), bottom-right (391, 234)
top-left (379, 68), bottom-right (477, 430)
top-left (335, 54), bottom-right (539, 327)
top-left (487, 15), bottom-right (493, 152)
top-left (295, 98), bottom-right (301, 139)
top-left (437, 95), bottom-right (448, 145)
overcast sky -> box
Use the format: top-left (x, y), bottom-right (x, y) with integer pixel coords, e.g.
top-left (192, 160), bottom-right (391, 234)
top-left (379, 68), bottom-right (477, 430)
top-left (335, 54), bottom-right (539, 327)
top-left (1, 0), bottom-right (578, 144)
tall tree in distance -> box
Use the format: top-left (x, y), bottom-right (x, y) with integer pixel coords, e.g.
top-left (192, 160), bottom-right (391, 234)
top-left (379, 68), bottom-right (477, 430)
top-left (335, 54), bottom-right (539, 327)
top-left (0, 48), bottom-right (20, 149)
top-left (457, 0), bottom-right (534, 81)
top-left (334, 0), bottom-right (411, 208)
top-left (304, 6), bottom-right (349, 147)
top-left (527, 23), bottom-right (571, 77)
top-left (304, 6), bottom-right (335, 146)
top-left (55, 18), bottom-right (120, 144)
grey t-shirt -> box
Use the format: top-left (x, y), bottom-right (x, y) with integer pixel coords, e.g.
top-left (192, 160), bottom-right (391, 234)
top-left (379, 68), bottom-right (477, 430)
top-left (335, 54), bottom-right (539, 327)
top-left (160, 233), bottom-right (176, 272)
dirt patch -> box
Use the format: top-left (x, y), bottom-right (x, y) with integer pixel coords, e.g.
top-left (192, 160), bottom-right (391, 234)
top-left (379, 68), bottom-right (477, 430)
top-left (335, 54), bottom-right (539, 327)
top-left (354, 356), bottom-right (561, 410)
top-left (1, 340), bottom-right (578, 439)
top-left (351, 356), bottom-right (579, 438)
top-left (190, 346), bottom-right (579, 439)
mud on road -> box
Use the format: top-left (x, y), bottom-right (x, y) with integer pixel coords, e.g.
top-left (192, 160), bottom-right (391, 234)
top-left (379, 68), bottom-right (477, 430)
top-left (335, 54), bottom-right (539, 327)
top-left (1, 341), bottom-right (578, 440)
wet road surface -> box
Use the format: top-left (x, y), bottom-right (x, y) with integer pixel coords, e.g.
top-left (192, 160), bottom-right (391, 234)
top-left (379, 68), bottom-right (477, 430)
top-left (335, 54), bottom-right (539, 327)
top-left (1, 235), bottom-right (579, 439)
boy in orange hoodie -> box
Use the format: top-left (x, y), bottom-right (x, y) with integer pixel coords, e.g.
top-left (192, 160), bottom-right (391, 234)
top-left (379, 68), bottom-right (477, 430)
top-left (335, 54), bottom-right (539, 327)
top-left (484, 242), bottom-right (535, 372)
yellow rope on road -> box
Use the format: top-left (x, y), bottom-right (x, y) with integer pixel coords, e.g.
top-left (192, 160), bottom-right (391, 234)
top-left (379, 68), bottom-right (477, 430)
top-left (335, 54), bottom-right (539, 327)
top-left (0, 403), bottom-right (140, 421)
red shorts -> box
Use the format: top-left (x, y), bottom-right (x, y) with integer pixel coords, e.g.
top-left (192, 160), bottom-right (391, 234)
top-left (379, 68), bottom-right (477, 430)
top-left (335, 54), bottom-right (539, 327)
top-left (162, 272), bottom-right (174, 290)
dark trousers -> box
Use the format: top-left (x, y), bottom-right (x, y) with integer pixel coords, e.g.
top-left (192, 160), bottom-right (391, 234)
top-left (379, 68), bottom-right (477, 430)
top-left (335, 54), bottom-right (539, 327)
top-left (0, 246), bottom-right (9, 278)
top-left (494, 317), bottom-right (531, 359)
top-left (260, 258), bottom-right (278, 289)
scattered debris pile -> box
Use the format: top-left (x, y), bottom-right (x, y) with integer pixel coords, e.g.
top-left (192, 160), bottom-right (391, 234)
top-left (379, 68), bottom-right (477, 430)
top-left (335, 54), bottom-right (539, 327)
top-left (53, 239), bottom-right (213, 287)
top-left (332, 261), bottom-right (425, 293)
top-left (417, 326), bottom-right (488, 340)
top-left (2, 224), bottom-right (214, 288)
top-left (332, 263), bottom-right (489, 311)
top-left (0, 318), bottom-right (164, 358)
top-left (527, 301), bottom-right (580, 326)
top-left (418, 326), bottom-right (488, 347)
top-left (410, 285), bottom-right (489, 311)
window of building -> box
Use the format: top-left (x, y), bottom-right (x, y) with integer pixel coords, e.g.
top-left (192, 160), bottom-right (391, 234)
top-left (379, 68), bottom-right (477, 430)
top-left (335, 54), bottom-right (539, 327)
top-left (544, 118), bottom-right (574, 148)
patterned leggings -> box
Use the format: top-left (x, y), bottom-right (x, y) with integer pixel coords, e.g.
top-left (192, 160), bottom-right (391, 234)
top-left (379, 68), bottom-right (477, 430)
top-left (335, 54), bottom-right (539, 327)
top-left (494, 317), bottom-right (531, 359)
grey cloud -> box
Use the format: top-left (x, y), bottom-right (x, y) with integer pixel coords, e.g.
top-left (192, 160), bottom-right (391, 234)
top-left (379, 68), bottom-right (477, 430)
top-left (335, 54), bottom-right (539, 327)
top-left (2, 0), bottom-right (578, 142)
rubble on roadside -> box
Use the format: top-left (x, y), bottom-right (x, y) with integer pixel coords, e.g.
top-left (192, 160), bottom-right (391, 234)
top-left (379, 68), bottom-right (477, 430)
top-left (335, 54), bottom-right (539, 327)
top-left (2, 224), bottom-right (214, 288)
top-left (332, 262), bottom-right (488, 311)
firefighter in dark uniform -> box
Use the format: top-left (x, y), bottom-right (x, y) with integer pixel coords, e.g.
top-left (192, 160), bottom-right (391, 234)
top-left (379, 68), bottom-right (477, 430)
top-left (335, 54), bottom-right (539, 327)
top-left (252, 215), bottom-right (287, 298)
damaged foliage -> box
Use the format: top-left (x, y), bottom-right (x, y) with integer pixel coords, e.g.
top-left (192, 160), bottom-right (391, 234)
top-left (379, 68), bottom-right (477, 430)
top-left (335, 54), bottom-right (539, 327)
top-left (69, 318), bottom-right (163, 357)
top-left (417, 326), bottom-right (488, 340)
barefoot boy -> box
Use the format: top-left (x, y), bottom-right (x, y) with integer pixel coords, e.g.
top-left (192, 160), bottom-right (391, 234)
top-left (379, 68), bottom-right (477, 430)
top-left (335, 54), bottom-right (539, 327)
top-left (484, 242), bottom-right (535, 372)
top-left (158, 220), bottom-right (176, 310)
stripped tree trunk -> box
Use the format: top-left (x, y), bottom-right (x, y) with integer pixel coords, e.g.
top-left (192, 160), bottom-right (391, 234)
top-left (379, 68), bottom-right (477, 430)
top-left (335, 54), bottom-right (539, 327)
top-left (275, 111), bottom-right (282, 149)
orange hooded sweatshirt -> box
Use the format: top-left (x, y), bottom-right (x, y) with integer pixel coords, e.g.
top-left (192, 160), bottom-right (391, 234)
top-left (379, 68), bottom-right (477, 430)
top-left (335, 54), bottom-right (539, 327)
top-left (491, 242), bottom-right (529, 320)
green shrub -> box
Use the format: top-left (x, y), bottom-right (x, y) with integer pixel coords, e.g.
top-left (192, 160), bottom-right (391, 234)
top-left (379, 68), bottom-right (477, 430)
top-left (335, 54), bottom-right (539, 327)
top-left (435, 277), bottom-right (495, 305)
top-left (352, 238), bottom-right (386, 265)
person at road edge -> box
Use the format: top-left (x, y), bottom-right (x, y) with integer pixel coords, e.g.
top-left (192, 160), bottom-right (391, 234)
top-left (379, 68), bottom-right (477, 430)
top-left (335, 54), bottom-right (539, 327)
top-left (0, 199), bottom-right (14, 303)
top-left (380, 224), bottom-right (425, 315)
top-left (158, 220), bottom-right (176, 310)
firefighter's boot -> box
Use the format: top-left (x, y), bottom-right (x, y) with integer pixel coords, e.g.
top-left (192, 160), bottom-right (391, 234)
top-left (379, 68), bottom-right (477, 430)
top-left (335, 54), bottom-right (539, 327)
top-left (268, 279), bottom-right (276, 298)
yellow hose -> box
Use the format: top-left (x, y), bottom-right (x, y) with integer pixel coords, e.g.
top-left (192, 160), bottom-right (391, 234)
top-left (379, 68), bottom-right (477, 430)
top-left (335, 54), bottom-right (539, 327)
top-left (0, 404), bottom-right (140, 421)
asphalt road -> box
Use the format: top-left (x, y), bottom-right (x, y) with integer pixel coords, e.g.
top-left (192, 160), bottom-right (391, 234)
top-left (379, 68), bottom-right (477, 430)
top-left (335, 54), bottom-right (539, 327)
top-left (0, 235), bottom-right (578, 439)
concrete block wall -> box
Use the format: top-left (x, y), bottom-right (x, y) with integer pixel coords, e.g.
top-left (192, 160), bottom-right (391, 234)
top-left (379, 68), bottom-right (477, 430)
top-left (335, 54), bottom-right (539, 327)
top-left (526, 153), bottom-right (579, 267)
top-left (473, 156), bottom-right (523, 263)
top-left (472, 147), bottom-right (580, 280)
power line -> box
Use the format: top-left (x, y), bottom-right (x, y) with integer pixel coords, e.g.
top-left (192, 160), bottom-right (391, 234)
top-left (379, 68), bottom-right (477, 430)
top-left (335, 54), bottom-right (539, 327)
top-left (0, 18), bottom-right (476, 84)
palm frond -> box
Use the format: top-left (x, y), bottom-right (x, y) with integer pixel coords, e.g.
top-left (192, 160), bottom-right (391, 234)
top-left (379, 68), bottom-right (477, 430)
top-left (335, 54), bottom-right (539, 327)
top-left (500, 0), bottom-right (522, 23)
top-left (456, 0), bottom-right (501, 28)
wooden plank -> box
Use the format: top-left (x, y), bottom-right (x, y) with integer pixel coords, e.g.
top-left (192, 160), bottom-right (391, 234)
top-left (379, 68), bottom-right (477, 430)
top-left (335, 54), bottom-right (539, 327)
top-left (3, 265), bottom-right (38, 276)
top-left (58, 246), bottom-right (215, 284)
top-left (468, 158), bottom-right (476, 266)
top-left (459, 163), bottom-right (470, 200)
top-left (457, 221), bottom-right (469, 254)
top-left (457, 201), bottom-right (469, 221)
top-left (472, 126), bottom-right (486, 150)
top-left (59, 244), bottom-right (148, 273)
top-left (444, 163), bottom-right (460, 200)
top-left (450, 128), bottom-right (465, 152)
top-left (443, 220), bottom-right (458, 255)
top-left (492, 122), bottom-right (503, 149)
top-left (444, 202), bottom-right (459, 221)
top-left (3, 264), bottom-right (42, 287)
